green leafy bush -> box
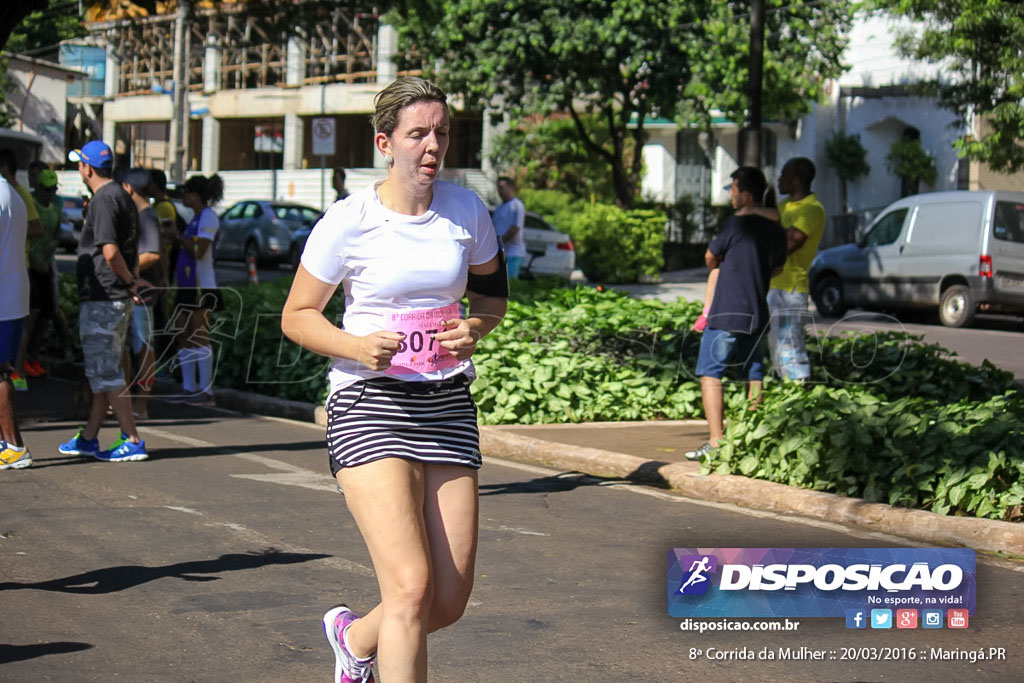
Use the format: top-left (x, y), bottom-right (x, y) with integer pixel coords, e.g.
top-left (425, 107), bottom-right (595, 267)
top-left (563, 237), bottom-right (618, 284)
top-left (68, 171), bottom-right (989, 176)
top-left (472, 282), bottom-right (713, 423)
top-left (518, 188), bottom-right (583, 234)
top-left (566, 204), bottom-right (666, 283)
top-left (211, 278), bottom-right (343, 403)
top-left (711, 384), bottom-right (1024, 520)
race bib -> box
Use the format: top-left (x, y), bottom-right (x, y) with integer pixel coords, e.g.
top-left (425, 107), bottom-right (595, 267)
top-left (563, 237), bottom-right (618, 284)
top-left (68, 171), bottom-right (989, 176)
top-left (385, 303), bottom-right (462, 375)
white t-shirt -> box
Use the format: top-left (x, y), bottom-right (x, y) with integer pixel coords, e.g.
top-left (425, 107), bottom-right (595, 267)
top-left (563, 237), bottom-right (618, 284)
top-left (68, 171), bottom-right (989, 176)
top-left (196, 207), bottom-right (219, 288)
top-left (0, 178), bottom-right (30, 321)
top-left (492, 196), bottom-right (526, 258)
top-left (301, 180), bottom-right (500, 396)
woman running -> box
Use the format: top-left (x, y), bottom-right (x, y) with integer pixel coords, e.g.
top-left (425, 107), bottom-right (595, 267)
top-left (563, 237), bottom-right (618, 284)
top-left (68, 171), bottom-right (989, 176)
top-left (281, 77), bottom-right (508, 683)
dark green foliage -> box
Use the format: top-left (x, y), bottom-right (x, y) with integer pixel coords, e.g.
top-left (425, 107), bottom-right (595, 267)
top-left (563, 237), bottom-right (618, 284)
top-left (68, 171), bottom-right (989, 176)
top-left (712, 384), bottom-right (1024, 520)
top-left (565, 204), bottom-right (666, 283)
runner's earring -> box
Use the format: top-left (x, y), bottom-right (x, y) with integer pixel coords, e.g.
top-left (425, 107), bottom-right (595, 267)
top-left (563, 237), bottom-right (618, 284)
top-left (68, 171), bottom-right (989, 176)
top-left (383, 154), bottom-right (394, 168)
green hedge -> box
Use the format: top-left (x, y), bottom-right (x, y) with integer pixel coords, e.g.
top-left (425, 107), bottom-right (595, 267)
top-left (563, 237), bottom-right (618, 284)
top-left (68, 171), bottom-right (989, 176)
top-left (713, 385), bottom-right (1024, 520)
top-left (566, 204), bottom-right (666, 283)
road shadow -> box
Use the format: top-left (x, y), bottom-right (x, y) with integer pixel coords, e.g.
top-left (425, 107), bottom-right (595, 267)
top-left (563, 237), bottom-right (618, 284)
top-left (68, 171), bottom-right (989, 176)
top-left (0, 641), bottom-right (93, 664)
top-left (0, 549), bottom-right (330, 594)
top-left (27, 440), bottom-right (325, 468)
top-left (480, 471), bottom-right (627, 496)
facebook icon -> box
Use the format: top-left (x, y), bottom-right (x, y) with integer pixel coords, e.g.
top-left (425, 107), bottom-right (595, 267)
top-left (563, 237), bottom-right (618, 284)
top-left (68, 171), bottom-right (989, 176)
top-left (845, 609), bottom-right (867, 629)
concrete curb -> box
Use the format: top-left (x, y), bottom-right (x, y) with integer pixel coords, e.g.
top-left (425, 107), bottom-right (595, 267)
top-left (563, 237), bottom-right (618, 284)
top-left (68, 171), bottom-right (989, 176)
top-left (479, 429), bottom-right (1024, 557)
top-left (185, 383), bottom-right (1022, 556)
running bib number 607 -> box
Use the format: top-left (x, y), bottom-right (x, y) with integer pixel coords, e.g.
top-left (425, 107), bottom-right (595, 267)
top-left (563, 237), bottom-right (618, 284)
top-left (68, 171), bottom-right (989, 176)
top-left (385, 303), bottom-right (462, 375)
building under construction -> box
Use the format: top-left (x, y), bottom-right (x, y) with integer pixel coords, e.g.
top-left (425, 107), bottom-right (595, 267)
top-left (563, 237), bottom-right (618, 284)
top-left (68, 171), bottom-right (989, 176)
top-left (71, 0), bottom-right (488, 208)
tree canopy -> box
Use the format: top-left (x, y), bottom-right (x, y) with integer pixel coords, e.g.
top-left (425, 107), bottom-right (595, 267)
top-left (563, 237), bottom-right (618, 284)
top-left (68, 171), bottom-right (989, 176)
top-left (874, 0), bottom-right (1024, 173)
top-left (390, 0), bottom-right (852, 206)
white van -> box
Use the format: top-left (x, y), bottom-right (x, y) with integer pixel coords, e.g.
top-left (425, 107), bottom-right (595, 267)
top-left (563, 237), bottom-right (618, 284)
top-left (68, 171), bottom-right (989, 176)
top-left (809, 191), bottom-right (1024, 327)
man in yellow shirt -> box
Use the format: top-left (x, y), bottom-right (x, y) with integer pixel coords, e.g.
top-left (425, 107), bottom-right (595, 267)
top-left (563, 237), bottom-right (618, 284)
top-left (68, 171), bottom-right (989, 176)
top-left (767, 157), bottom-right (826, 381)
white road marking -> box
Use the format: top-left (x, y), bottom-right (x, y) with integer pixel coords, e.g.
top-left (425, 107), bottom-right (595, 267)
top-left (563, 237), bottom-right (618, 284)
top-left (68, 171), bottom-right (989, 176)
top-left (164, 505), bottom-right (203, 515)
top-left (232, 472), bottom-right (340, 493)
top-left (480, 522), bottom-right (549, 537)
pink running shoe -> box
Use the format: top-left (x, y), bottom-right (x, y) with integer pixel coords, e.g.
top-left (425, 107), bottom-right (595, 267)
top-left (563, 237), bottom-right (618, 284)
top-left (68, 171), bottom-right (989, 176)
top-left (691, 311), bottom-right (709, 332)
top-left (323, 605), bottom-right (375, 683)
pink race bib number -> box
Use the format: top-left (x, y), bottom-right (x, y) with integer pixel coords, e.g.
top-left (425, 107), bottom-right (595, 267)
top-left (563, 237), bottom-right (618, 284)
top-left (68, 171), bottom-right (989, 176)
top-left (385, 303), bottom-right (462, 375)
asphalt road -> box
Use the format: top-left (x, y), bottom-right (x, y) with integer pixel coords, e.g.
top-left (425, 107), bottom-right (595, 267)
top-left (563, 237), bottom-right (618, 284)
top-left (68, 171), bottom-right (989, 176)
top-left (2, 379), bottom-right (1022, 682)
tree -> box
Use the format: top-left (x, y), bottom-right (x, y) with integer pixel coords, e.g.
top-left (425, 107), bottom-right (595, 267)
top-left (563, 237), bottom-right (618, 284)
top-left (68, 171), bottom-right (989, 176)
top-left (390, 0), bottom-right (852, 207)
top-left (873, 0), bottom-right (1024, 173)
top-left (825, 131), bottom-right (870, 213)
top-left (886, 137), bottom-right (937, 197)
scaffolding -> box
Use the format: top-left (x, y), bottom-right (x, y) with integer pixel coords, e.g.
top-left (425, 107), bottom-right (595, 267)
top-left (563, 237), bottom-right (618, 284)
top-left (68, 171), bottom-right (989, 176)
top-left (90, 1), bottom-right (381, 97)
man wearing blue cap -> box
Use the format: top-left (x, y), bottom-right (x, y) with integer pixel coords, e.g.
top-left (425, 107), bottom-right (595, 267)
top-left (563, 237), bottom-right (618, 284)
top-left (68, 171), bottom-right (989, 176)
top-left (58, 140), bottom-right (149, 462)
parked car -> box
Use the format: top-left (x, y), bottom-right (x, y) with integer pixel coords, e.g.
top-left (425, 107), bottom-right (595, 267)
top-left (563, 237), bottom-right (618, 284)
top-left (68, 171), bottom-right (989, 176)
top-left (60, 195), bottom-right (85, 252)
top-left (215, 200), bottom-right (321, 267)
top-left (489, 210), bottom-right (575, 279)
top-left (809, 191), bottom-right (1024, 327)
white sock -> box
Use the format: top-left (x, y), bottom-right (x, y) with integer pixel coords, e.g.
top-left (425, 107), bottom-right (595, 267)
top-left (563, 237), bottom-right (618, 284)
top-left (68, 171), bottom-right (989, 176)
top-left (179, 348), bottom-right (198, 393)
top-left (195, 345), bottom-right (214, 394)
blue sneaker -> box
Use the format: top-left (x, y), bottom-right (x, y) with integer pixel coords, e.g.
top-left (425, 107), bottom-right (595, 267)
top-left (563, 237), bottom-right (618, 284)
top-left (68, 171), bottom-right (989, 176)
top-left (58, 429), bottom-right (101, 456)
top-left (95, 439), bottom-right (148, 462)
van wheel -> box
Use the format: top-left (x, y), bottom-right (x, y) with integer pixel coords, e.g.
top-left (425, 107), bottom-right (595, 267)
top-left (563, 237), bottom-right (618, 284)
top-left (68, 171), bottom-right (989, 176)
top-left (939, 284), bottom-right (976, 328)
top-left (813, 276), bottom-right (847, 318)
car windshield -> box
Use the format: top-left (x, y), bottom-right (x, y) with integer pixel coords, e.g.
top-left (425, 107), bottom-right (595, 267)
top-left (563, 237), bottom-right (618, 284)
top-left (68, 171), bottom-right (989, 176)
top-left (273, 205), bottom-right (319, 224)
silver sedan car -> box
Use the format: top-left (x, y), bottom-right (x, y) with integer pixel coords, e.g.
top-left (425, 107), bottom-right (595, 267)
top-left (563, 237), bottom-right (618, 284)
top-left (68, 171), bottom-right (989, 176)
top-left (216, 200), bottom-right (321, 267)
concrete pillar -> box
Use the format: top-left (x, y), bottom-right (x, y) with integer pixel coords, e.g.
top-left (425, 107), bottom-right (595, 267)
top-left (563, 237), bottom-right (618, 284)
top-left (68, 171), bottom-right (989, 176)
top-left (202, 116), bottom-right (221, 175)
top-left (286, 36), bottom-right (306, 87)
top-left (377, 23), bottom-right (397, 84)
top-left (102, 117), bottom-right (116, 149)
top-left (104, 44), bottom-right (119, 98)
top-left (204, 36), bottom-right (221, 93)
top-left (283, 112), bottom-right (304, 171)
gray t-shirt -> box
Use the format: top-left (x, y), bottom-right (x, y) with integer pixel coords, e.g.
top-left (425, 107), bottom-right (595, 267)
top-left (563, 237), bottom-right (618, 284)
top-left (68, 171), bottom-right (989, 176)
top-left (137, 205), bottom-right (164, 288)
top-left (76, 180), bottom-right (139, 302)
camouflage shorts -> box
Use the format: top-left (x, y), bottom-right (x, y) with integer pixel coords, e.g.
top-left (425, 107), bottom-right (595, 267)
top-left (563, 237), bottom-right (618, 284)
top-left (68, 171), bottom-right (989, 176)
top-left (79, 299), bottom-right (133, 393)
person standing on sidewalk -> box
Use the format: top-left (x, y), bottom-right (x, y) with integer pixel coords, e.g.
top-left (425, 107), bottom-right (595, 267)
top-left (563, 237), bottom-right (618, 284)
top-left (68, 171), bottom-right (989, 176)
top-left (58, 141), bottom-right (148, 463)
top-left (282, 76), bottom-right (507, 683)
top-left (121, 168), bottom-right (162, 418)
top-left (491, 176), bottom-right (527, 278)
top-left (21, 169), bottom-right (72, 377)
top-left (764, 158), bottom-right (826, 381)
top-left (174, 174), bottom-right (223, 405)
top-left (0, 174), bottom-right (32, 469)
top-left (685, 167), bottom-right (786, 462)
top-left (0, 149), bottom-right (43, 392)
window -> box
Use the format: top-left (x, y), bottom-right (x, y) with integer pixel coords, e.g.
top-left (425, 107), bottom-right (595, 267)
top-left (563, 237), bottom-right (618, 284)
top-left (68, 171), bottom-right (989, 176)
top-left (223, 203), bottom-right (246, 219)
top-left (242, 203), bottom-right (263, 219)
top-left (863, 209), bottom-right (908, 247)
top-left (993, 201), bottom-right (1024, 244)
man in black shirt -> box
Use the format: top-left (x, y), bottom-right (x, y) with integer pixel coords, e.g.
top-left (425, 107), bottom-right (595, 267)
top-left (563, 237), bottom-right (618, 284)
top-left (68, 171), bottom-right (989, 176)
top-left (686, 167), bottom-right (787, 461)
top-left (57, 141), bottom-right (148, 462)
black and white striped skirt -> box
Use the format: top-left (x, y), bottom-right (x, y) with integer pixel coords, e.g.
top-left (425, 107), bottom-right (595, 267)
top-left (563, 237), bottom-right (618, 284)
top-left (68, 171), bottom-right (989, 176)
top-left (325, 373), bottom-right (481, 475)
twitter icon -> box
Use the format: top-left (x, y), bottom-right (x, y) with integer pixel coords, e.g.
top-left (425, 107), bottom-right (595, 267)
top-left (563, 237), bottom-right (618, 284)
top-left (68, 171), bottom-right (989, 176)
top-left (870, 609), bottom-right (892, 629)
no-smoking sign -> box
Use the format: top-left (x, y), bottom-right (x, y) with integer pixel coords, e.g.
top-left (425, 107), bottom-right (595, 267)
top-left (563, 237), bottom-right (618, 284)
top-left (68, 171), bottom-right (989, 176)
top-left (312, 117), bottom-right (336, 156)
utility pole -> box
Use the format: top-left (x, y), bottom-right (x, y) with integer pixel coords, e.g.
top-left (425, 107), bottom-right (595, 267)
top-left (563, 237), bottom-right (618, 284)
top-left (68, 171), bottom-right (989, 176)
top-left (740, 0), bottom-right (765, 168)
top-left (168, 0), bottom-right (189, 184)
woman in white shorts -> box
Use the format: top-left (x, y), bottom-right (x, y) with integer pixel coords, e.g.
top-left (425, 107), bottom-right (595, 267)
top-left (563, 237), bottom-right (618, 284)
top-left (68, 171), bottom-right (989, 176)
top-left (282, 77), bottom-right (508, 682)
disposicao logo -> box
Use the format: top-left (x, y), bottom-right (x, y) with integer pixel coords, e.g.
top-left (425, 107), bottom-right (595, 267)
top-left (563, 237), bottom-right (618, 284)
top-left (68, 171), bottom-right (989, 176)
top-left (676, 555), bottom-right (718, 596)
top-left (667, 548), bottom-right (976, 619)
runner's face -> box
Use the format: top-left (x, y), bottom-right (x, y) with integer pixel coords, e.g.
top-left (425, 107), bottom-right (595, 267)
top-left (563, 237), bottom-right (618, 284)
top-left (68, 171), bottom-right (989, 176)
top-left (378, 100), bottom-right (450, 188)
